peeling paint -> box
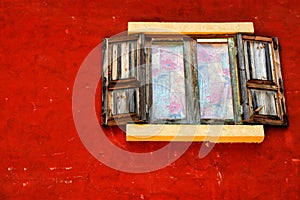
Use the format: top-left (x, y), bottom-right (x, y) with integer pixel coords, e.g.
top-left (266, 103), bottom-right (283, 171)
top-left (49, 167), bottom-right (73, 171)
top-left (217, 171), bottom-right (223, 187)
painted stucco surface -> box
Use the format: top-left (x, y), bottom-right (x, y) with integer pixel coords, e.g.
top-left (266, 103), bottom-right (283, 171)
top-left (0, 0), bottom-right (299, 199)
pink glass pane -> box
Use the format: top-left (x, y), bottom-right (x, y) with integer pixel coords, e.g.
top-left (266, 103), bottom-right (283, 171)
top-left (151, 44), bottom-right (186, 120)
top-left (197, 43), bottom-right (234, 120)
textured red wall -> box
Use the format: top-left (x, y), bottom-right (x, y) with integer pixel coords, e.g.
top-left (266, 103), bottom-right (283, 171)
top-left (1, 0), bottom-right (299, 199)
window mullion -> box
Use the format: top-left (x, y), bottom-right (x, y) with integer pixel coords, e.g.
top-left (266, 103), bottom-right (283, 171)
top-left (184, 38), bottom-right (200, 124)
top-left (236, 34), bottom-right (251, 121)
top-left (228, 37), bottom-right (242, 124)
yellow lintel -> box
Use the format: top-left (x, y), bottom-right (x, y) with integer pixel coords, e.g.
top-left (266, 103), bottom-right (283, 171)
top-left (128, 22), bottom-right (254, 35)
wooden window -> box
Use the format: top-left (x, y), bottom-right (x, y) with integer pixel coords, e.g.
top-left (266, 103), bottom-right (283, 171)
top-left (144, 36), bottom-right (200, 124)
top-left (195, 37), bottom-right (241, 124)
top-left (237, 34), bottom-right (288, 125)
top-left (102, 34), bottom-right (288, 126)
top-left (148, 40), bottom-right (186, 122)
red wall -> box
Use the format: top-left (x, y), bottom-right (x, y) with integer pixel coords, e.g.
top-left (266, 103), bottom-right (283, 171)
top-left (1, 0), bottom-right (299, 199)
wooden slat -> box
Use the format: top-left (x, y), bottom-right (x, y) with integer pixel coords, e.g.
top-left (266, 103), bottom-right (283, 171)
top-left (128, 22), bottom-right (254, 35)
top-left (117, 90), bottom-right (126, 114)
top-left (126, 124), bottom-right (264, 143)
top-left (253, 41), bottom-right (267, 79)
top-left (121, 42), bottom-right (129, 79)
top-left (111, 44), bottom-right (118, 80)
top-left (107, 113), bottom-right (141, 126)
top-left (242, 35), bottom-right (273, 42)
top-left (248, 88), bottom-right (254, 117)
top-left (247, 79), bottom-right (276, 85)
top-left (249, 41), bottom-right (257, 79)
top-left (102, 39), bottom-right (109, 125)
top-left (108, 91), bottom-right (112, 117)
top-left (117, 44), bottom-right (122, 79)
top-left (249, 114), bottom-right (284, 126)
top-left (112, 91), bottom-right (117, 115)
top-left (108, 79), bottom-right (140, 90)
top-left (107, 34), bottom-right (140, 43)
top-left (129, 42), bottom-right (136, 77)
top-left (265, 43), bottom-right (273, 81)
top-left (129, 89), bottom-right (136, 113)
top-left (246, 81), bottom-right (278, 91)
top-left (243, 40), bottom-right (250, 80)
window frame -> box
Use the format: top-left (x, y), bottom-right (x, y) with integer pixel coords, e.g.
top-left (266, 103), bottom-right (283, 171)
top-left (144, 35), bottom-right (200, 124)
top-left (193, 35), bottom-right (241, 124)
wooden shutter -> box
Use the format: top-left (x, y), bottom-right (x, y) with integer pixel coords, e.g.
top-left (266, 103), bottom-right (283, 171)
top-left (102, 34), bottom-right (147, 126)
top-left (237, 34), bottom-right (288, 126)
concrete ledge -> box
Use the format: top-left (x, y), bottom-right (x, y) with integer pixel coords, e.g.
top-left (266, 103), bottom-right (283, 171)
top-left (128, 22), bottom-right (254, 35)
top-left (126, 124), bottom-right (264, 143)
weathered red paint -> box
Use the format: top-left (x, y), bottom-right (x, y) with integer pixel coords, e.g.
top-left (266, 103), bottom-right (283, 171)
top-left (0, 0), bottom-right (299, 199)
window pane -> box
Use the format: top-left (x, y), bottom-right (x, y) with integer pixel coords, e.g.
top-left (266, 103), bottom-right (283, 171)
top-left (110, 41), bottom-right (138, 80)
top-left (110, 88), bottom-right (138, 116)
top-left (151, 43), bottom-right (186, 120)
top-left (250, 89), bottom-right (278, 116)
top-left (197, 43), bottom-right (234, 120)
top-left (243, 41), bottom-right (273, 81)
